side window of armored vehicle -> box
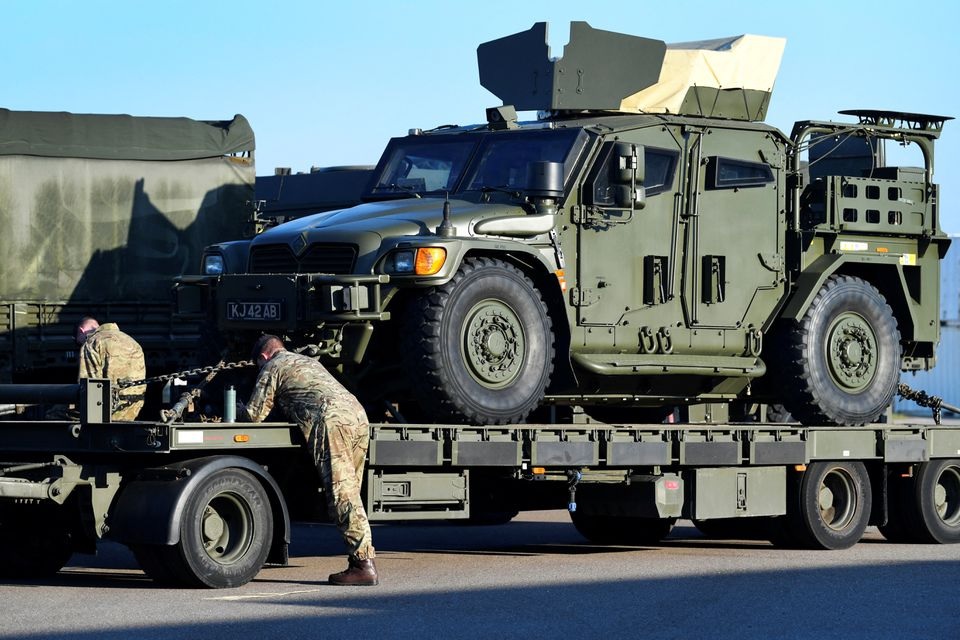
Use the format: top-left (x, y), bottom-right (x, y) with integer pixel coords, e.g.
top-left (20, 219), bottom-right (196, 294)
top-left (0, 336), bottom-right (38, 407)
top-left (705, 157), bottom-right (774, 190)
top-left (463, 129), bottom-right (587, 192)
top-left (584, 143), bottom-right (678, 206)
top-left (372, 139), bottom-right (475, 194)
top-left (644, 148), bottom-right (679, 195)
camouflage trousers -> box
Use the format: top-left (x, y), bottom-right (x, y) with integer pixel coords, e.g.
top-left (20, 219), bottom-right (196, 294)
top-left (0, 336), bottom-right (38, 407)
top-left (303, 403), bottom-right (375, 561)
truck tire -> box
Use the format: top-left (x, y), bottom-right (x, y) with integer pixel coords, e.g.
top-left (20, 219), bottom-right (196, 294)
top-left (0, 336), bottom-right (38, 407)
top-left (885, 460), bottom-right (960, 544)
top-left (403, 257), bottom-right (554, 425)
top-left (786, 461), bottom-right (871, 550)
top-left (0, 516), bottom-right (73, 579)
top-left (781, 275), bottom-right (900, 426)
top-left (144, 468), bottom-right (273, 588)
top-left (570, 512), bottom-right (675, 545)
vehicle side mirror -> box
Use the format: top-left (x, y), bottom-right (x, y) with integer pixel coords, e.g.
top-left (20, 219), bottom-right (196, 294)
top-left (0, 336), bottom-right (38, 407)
top-left (613, 185), bottom-right (647, 209)
top-left (612, 142), bottom-right (645, 209)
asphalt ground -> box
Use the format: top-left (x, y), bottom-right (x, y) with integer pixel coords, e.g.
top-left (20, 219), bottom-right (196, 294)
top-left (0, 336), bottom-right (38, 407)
top-left (1, 510), bottom-right (958, 640)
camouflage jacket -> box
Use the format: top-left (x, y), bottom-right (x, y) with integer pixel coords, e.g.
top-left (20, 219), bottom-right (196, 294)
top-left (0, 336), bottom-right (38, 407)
top-left (79, 322), bottom-right (146, 420)
top-left (244, 350), bottom-right (363, 425)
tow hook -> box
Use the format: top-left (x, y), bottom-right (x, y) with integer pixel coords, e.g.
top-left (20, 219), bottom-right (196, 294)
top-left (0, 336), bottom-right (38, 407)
top-left (567, 469), bottom-right (582, 513)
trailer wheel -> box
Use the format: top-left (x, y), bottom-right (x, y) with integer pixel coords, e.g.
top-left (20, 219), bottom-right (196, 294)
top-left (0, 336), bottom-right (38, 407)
top-left (570, 512), bottom-right (675, 545)
top-left (788, 461), bottom-right (871, 549)
top-left (0, 517), bottom-right (73, 579)
top-left (781, 275), bottom-right (900, 426)
top-left (403, 257), bottom-right (554, 425)
top-left (160, 468), bottom-right (273, 588)
top-left (906, 459), bottom-right (960, 544)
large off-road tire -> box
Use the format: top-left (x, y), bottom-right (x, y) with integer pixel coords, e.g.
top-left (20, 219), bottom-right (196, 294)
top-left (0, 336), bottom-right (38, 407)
top-left (780, 275), bottom-right (900, 426)
top-left (135, 468), bottom-right (273, 588)
top-left (782, 461), bottom-right (872, 550)
top-left (402, 257), bottom-right (554, 425)
top-left (570, 512), bottom-right (676, 545)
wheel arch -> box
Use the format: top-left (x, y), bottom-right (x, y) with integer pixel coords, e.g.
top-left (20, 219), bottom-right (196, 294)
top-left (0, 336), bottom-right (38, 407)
top-left (781, 255), bottom-right (916, 342)
top-left (459, 246), bottom-right (575, 391)
top-left (108, 455), bottom-right (290, 566)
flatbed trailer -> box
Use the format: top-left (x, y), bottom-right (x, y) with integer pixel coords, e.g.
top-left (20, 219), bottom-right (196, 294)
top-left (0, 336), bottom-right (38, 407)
top-left (0, 380), bottom-right (958, 588)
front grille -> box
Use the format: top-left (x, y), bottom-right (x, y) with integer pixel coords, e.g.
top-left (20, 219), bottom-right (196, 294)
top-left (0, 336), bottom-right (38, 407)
top-left (250, 243), bottom-right (358, 274)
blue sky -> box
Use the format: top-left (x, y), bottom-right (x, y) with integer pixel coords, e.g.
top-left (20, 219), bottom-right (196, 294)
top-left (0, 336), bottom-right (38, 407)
top-left (5, 0), bottom-right (960, 229)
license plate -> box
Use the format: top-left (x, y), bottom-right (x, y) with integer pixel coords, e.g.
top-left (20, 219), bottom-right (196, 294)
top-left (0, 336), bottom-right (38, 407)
top-left (226, 300), bottom-right (283, 321)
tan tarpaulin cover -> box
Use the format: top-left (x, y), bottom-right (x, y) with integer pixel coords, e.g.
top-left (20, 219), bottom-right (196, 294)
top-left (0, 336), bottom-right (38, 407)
top-left (619, 34), bottom-right (786, 114)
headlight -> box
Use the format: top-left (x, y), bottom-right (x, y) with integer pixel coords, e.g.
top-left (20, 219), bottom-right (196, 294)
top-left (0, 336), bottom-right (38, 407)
top-left (203, 254), bottom-right (226, 275)
top-left (384, 247), bottom-right (446, 275)
top-left (387, 250), bottom-right (416, 274)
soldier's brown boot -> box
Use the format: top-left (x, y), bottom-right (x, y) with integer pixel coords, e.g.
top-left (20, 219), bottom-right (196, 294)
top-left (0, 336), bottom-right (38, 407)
top-left (328, 558), bottom-right (379, 586)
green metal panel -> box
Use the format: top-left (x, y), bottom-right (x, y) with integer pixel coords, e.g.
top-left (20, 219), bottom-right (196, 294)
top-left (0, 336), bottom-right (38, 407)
top-left (169, 424), bottom-right (299, 450)
top-left (366, 470), bottom-right (468, 521)
top-left (368, 427), bottom-right (443, 466)
top-left (808, 428), bottom-right (879, 460)
top-left (530, 427), bottom-right (599, 466)
top-left (477, 22), bottom-right (666, 112)
top-left (882, 428), bottom-right (929, 462)
top-left (748, 429), bottom-right (809, 465)
top-left (604, 428), bottom-right (672, 466)
top-left (686, 466), bottom-right (785, 519)
top-left (928, 428), bottom-right (960, 459)
top-left (677, 427), bottom-right (739, 465)
top-left (450, 429), bottom-right (521, 466)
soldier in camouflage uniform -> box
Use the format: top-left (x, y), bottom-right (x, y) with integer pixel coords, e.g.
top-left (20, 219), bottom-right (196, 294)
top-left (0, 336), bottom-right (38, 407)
top-left (75, 317), bottom-right (146, 421)
top-left (241, 334), bottom-right (378, 586)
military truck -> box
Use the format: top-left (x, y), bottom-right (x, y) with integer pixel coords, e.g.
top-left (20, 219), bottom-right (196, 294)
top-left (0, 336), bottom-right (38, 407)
top-left (1, 24), bottom-right (958, 591)
top-left (0, 109), bottom-right (255, 396)
top-left (176, 23), bottom-right (951, 428)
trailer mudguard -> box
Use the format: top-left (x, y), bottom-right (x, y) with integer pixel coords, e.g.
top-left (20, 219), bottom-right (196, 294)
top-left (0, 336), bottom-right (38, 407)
top-left (107, 455), bottom-right (291, 565)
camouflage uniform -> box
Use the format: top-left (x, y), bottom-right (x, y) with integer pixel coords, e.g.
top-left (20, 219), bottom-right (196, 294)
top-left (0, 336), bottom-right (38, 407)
top-left (78, 322), bottom-right (146, 421)
top-left (244, 350), bottom-right (375, 562)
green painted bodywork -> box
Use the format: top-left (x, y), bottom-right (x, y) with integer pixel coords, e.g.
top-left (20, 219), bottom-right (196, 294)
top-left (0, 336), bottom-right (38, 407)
top-left (0, 110), bottom-right (256, 382)
top-left (175, 23), bottom-right (950, 412)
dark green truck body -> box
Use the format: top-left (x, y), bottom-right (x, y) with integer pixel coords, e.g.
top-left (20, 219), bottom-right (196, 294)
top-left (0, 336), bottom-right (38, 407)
top-left (0, 109), bottom-right (255, 387)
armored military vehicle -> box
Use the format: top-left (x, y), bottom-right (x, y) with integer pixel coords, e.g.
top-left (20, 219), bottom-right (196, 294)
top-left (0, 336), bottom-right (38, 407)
top-left (0, 109), bottom-right (255, 393)
top-left (176, 22), bottom-right (951, 427)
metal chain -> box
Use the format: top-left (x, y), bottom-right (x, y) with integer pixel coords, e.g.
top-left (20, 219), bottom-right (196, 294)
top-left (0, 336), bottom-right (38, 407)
top-left (897, 383), bottom-right (946, 425)
top-left (117, 360), bottom-right (255, 389)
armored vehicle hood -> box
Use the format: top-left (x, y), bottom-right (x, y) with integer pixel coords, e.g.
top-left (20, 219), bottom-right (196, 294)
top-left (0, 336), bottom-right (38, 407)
top-left (252, 197), bottom-right (526, 246)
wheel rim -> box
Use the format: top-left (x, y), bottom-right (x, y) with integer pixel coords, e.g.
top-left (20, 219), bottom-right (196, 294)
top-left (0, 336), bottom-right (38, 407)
top-left (819, 468), bottom-right (857, 531)
top-left (934, 465), bottom-right (960, 527)
top-left (461, 299), bottom-right (525, 388)
top-left (201, 492), bottom-right (254, 564)
top-left (825, 312), bottom-right (878, 392)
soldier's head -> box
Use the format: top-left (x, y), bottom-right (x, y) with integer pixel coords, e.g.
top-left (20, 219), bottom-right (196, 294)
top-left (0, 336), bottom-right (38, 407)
top-left (75, 316), bottom-right (100, 346)
top-left (252, 334), bottom-right (285, 368)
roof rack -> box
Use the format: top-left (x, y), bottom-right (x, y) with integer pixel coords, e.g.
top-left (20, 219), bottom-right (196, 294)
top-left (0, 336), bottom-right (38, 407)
top-left (839, 109), bottom-right (953, 136)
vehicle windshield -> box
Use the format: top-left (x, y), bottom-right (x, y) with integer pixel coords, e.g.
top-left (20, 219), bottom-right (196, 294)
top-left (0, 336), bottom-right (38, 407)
top-left (367, 128), bottom-right (588, 198)
top-left (370, 138), bottom-right (475, 196)
top-left (462, 129), bottom-right (586, 192)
